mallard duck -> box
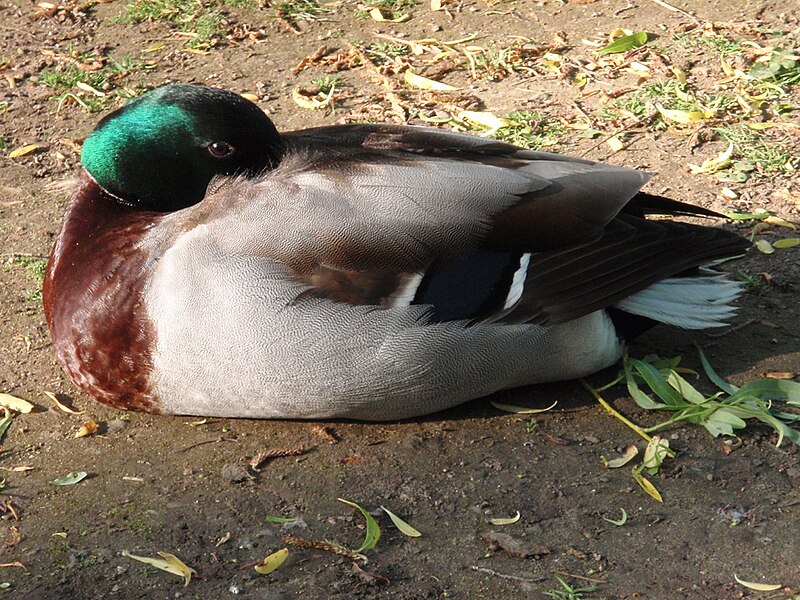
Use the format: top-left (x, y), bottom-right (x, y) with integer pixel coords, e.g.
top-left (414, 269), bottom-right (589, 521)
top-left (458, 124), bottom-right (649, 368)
top-left (43, 84), bottom-right (749, 420)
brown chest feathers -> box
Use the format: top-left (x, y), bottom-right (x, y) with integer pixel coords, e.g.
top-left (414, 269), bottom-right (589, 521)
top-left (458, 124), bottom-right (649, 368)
top-left (44, 172), bottom-right (163, 412)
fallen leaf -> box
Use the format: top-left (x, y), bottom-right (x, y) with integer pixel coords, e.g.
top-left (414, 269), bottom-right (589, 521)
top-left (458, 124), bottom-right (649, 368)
top-left (773, 238), bottom-right (800, 248)
top-left (8, 144), bottom-right (42, 158)
top-left (380, 506), bottom-right (422, 537)
top-left (656, 103), bottom-right (713, 124)
top-left (122, 551), bottom-right (196, 586)
top-left (642, 436), bottom-right (670, 474)
top-left (456, 110), bottom-right (509, 135)
top-left (598, 31), bottom-right (648, 55)
top-left (369, 7), bottom-right (410, 22)
top-left (403, 70), bottom-right (459, 91)
top-left (0, 394), bottom-right (33, 414)
top-left (632, 467), bottom-right (663, 502)
top-left (490, 400), bottom-right (557, 414)
top-left (688, 143), bottom-right (734, 174)
top-left (75, 420), bottom-right (99, 438)
top-left (50, 471), bottom-right (88, 486)
top-left (240, 93), bottom-right (259, 102)
top-left (601, 508), bottom-right (628, 526)
top-left (264, 515), bottom-right (299, 524)
top-left (75, 81), bottom-right (104, 96)
top-left (754, 239), bottom-right (775, 254)
top-left (254, 548), bottom-right (289, 574)
top-left (291, 86), bottom-right (335, 110)
top-left (733, 574), bottom-right (781, 591)
top-left (602, 444), bottom-right (638, 468)
top-left (489, 511), bottom-right (521, 526)
top-left (43, 391), bottom-right (84, 415)
top-left (337, 498), bottom-right (380, 553)
top-left (606, 136), bottom-right (625, 153)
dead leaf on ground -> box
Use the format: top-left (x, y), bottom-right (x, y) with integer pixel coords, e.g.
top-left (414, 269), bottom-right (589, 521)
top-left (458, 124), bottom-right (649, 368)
top-left (122, 551), bottom-right (196, 586)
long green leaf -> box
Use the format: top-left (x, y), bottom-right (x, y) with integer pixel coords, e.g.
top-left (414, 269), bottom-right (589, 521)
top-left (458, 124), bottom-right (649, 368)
top-left (624, 358), bottom-right (662, 409)
top-left (666, 371), bottom-right (706, 405)
top-left (730, 379), bottom-right (800, 404)
top-left (598, 31), bottom-right (649, 55)
top-left (632, 359), bottom-right (684, 406)
top-left (338, 498), bottom-right (381, 553)
top-left (697, 347), bottom-right (738, 394)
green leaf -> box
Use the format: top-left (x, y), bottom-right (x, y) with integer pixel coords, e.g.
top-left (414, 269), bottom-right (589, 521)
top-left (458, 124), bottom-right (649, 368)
top-left (624, 358), bottom-right (663, 409)
top-left (338, 498), bottom-right (381, 553)
top-left (631, 359), bottom-right (684, 406)
top-left (665, 371), bottom-right (707, 405)
top-left (50, 471), bottom-right (88, 486)
top-left (697, 347), bottom-right (739, 394)
top-left (598, 32), bottom-right (649, 55)
top-left (264, 515), bottom-right (298, 524)
top-left (50, 471), bottom-right (88, 485)
top-left (380, 505), bottom-right (422, 537)
top-left (702, 409), bottom-right (747, 438)
top-left (729, 379), bottom-right (800, 404)
top-left (490, 400), bottom-right (557, 414)
top-left (600, 508), bottom-right (628, 526)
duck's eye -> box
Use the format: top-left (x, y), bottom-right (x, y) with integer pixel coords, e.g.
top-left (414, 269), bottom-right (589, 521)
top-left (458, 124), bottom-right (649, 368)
top-left (208, 141), bottom-right (235, 159)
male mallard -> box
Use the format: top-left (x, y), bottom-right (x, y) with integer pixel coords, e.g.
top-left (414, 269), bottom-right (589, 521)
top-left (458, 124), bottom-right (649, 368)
top-left (43, 84), bottom-right (749, 420)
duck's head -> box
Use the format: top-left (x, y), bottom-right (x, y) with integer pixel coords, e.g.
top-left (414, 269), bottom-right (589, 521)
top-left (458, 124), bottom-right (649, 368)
top-left (81, 84), bottom-right (284, 212)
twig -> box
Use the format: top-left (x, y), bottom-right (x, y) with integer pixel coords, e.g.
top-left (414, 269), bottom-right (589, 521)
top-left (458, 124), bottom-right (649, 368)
top-left (646, 0), bottom-right (701, 23)
top-left (578, 111), bottom-right (659, 159)
top-left (553, 570), bottom-right (607, 585)
top-left (705, 318), bottom-right (755, 338)
top-left (582, 379), bottom-right (678, 458)
top-left (470, 566), bottom-right (545, 583)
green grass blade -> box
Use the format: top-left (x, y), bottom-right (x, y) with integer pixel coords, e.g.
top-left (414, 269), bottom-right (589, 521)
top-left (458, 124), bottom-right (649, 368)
top-left (338, 498), bottom-right (381, 553)
top-left (697, 347), bottom-right (739, 394)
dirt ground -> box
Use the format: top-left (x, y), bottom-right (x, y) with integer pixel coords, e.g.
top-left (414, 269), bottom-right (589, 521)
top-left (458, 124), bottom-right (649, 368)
top-left (1, 0), bottom-right (799, 597)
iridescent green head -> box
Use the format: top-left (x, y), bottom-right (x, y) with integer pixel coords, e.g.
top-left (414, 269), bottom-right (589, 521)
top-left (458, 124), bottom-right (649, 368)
top-left (81, 84), bottom-right (284, 211)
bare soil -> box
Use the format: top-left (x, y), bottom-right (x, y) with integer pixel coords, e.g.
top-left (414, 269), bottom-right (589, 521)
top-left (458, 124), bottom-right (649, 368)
top-left (1, 0), bottom-right (799, 598)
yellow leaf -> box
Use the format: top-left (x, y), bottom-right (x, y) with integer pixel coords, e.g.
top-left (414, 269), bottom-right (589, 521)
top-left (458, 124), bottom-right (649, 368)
top-left (369, 7), bottom-right (410, 22)
top-left (456, 110), bottom-right (509, 134)
top-left (754, 239), bottom-right (775, 254)
top-left (291, 86), bottom-right (335, 110)
top-left (688, 142), bottom-right (734, 174)
top-left (764, 216), bottom-right (797, 230)
top-left (733, 574), bottom-right (782, 591)
top-left (773, 238), bottom-right (800, 248)
top-left (75, 81), bottom-right (104, 97)
top-left (430, 0), bottom-right (443, 10)
top-left (606, 136), bottom-right (625, 153)
top-left (490, 400), bottom-right (557, 414)
top-left (632, 468), bottom-right (663, 502)
top-left (143, 42), bottom-right (166, 53)
top-left (602, 444), bottom-right (638, 468)
top-left (489, 511), bottom-right (521, 526)
top-left (719, 187), bottom-right (738, 200)
top-left (403, 71), bottom-right (459, 91)
top-left (656, 103), bottom-right (713, 124)
top-left (75, 420), bottom-right (99, 438)
top-left (43, 391), bottom-right (84, 415)
top-left (8, 144), bottom-right (42, 158)
top-left (254, 548), bottom-right (289, 574)
top-left (671, 67), bottom-right (687, 84)
top-left (122, 551), bottom-right (196, 587)
top-left (0, 393), bottom-right (34, 414)
top-left (380, 505), bottom-right (422, 537)
top-left (240, 93), bottom-right (260, 102)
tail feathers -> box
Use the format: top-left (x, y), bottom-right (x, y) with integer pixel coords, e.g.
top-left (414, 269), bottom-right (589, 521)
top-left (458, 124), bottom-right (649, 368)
top-left (614, 273), bottom-right (742, 329)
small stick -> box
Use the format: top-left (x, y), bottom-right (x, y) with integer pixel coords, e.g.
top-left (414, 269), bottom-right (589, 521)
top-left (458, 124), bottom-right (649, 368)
top-left (553, 570), bottom-right (607, 585)
top-left (470, 566), bottom-right (545, 583)
top-left (647, 0), bottom-right (701, 23)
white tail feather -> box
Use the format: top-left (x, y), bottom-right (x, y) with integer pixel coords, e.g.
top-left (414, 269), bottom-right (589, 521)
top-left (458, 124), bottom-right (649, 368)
top-left (614, 273), bottom-right (742, 329)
